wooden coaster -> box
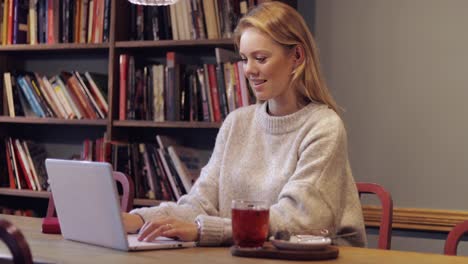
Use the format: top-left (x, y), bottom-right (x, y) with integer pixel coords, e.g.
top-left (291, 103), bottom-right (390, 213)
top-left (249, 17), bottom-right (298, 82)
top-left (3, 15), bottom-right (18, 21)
top-left (230, 242), bottom-right (339, 261)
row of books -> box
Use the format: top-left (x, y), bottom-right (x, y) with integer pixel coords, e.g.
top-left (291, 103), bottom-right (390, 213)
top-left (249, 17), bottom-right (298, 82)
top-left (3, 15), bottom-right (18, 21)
top-left (0, 0), bottom-right (111, 45)
top-left (0, 135), bottom-right (108, 191)
top-left (111, 135), bottom-right (211, 201)
top-left (2, 71), bottom-right (108, 119)
top-left (0, 137), bottom-right (48, 191)
top-left (128, 0), bottom-right (259, 41)
top-left (0, 134), bottom-right (210, 201)
top-left (119, 48), bottom-right (254, 122)
top-left (0, 206), bottom-right (36, 217)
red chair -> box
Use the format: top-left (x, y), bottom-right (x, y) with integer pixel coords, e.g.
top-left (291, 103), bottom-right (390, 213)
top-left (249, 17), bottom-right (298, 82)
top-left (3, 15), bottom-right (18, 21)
top-left (42, 171), bottom-right (134, 234)
top-left (357, 182), bottom-right (393, 250)
top-left (444, 220), bottom-right (468, 255)
top-left (0, 219), bottom-right (33, 264)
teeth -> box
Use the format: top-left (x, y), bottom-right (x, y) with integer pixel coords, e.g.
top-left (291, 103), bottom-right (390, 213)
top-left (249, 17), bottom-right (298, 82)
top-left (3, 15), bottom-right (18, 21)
top-left (251, 80), bottom-right (266, 85)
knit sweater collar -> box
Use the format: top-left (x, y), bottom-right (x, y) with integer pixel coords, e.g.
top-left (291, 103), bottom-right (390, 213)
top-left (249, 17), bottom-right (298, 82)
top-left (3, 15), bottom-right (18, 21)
top-left (256, 102), bottom-right (321, 135)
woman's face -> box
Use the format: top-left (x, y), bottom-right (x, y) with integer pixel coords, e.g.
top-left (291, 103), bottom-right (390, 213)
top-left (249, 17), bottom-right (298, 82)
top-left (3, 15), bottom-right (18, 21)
top-left (239, 28), bottom-right (297, 104)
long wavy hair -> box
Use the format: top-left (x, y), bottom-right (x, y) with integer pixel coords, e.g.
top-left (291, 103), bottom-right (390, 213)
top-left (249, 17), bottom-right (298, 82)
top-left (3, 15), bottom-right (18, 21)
top-left (233, 1), bottom-right (339, 113)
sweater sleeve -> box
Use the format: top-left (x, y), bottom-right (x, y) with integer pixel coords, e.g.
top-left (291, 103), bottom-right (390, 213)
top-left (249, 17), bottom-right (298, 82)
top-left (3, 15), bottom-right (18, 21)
top-left (130, 115), bottom-right (234, 245)
top-left (269, 113), bottom-right (363, 245)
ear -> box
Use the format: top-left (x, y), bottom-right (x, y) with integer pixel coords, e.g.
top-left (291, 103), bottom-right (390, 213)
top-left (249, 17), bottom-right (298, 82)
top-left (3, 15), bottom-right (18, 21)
top-left (293, 44), bottom-right (305, 68)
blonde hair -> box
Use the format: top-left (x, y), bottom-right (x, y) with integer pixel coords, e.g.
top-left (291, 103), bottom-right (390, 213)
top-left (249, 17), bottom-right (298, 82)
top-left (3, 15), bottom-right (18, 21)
top-left (233, 1), bottom-right (339, 113)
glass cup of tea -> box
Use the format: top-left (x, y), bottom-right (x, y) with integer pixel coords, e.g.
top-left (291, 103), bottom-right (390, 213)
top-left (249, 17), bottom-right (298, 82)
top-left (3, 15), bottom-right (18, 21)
top-left (231, 199), bottom-right (269, 248)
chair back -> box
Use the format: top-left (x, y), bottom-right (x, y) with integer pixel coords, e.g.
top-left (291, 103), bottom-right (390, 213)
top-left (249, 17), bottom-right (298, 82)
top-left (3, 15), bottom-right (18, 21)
top-left (0, 219), bottom-right (33, 264)
top-left (356, 182), bottom-right (393, 250)
top-left (44, 171), bottom-right (134, 233)
top-left (444, 220), bottom-right (468, 255)
top-left (112, 171), bottom-right (135, 212)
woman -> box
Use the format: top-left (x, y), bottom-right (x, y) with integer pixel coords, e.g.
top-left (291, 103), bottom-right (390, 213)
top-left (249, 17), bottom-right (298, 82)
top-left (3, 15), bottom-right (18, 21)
top-left (123, 1), bottom-right (366, 247)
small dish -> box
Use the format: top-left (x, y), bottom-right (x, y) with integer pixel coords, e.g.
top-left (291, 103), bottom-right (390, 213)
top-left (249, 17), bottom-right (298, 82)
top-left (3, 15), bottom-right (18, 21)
top-left (270, 235), bottom-right (332, 251)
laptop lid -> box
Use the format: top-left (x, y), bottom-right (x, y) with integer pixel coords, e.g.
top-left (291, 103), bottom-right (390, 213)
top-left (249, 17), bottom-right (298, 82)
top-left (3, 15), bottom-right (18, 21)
top-left (46, 159), bottom-right (130, 251)
top-left (45, 159), bottom-right (196, 251)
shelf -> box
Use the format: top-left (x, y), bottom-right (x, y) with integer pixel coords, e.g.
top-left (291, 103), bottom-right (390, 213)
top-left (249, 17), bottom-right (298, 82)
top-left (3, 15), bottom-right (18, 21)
top-left (0, 188), bottom-right (50, 199)
top-left (113, 120), bottom-right (221, 129)
top-left (0, 189), bottom-right (163, 207)
top-left (115, 39), bottom-right (234, 49)
top-left (134, 199), bottom-right (162, 207)
top-left (0, 116), bottom-right (107, 126)
top-left (0, 43), bottom-right (109, 52)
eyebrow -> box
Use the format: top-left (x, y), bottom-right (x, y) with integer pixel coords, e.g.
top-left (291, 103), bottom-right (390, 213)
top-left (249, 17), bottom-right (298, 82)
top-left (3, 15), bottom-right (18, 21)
top-left (239, 50), bottom-right (272, 57)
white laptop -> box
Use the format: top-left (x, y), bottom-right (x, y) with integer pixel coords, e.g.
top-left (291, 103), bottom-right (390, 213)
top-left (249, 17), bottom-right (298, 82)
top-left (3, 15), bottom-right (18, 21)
top-left (45, 158), bottom-right (196, 251)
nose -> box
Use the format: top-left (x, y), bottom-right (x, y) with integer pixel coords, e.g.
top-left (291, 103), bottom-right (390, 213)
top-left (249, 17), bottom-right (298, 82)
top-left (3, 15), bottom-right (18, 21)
top-left (243, 59), bottom-right (257, 77)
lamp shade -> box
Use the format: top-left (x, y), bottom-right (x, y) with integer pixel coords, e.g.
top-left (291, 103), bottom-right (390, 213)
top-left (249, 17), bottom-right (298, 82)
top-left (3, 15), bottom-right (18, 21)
top-left (128, 0), bottom-right (179, 5)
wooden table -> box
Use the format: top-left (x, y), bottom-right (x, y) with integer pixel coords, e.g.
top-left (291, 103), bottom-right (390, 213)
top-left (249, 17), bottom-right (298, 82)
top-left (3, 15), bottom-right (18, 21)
top-left (1, 214), bottom-right (467, 264)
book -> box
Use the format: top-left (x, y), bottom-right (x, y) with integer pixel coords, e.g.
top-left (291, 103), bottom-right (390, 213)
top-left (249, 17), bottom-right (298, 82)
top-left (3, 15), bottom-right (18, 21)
top-left (4, 139), bottom-right (17, 188)
top-left (22, 140), bottom-right (42, 191)
top-left (147, 143), bottom-right (174, 201)
top-left (119, 54), bottom-right (129, 120)
top-left (84, 72), bottom-right (108, 115)
top-left (34, 72), bottom-right (66, 119)
top-left (24, 140), bottom-right (48, 190)
top-left (141, 143), bottom-right (157, 199)
top-left (74, 71), bottom-right (104, 119)
top-left (157, 148), bottom-right (183, 200)
top-left (196, 67), bottom-right (210, 121)
top-left (13, 138), bottom-right (35, 190)
top-left (17, 75), bottom-right (46, 117)
top-left (3, 72), bottom-right (15, 117)
top-left (46, 76), bottom-right (75, 119)
top-left (12, 0), bottom-right (28, 44)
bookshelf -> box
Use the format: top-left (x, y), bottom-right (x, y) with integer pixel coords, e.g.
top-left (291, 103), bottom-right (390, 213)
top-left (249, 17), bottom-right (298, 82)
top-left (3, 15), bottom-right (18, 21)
top-left (0, 0), bottom-right (296, 216)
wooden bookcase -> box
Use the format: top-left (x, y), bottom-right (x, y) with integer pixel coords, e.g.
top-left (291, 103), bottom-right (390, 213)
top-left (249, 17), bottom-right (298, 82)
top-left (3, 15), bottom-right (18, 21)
top-left (0, 0), bottom-right (296, 216)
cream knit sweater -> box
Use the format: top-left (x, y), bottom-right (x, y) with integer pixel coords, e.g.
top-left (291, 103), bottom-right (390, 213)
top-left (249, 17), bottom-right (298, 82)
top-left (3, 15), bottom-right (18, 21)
top-left (131, 102), bottom-right (367, 247)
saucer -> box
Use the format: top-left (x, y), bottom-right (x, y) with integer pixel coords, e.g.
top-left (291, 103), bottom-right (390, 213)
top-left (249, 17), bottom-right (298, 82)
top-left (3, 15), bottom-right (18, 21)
top-left (270, 235), bottom-right (332, 251)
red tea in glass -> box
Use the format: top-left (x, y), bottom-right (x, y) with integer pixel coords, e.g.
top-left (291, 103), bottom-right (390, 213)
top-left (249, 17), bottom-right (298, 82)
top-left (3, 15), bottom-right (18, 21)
top-left (231, 200), bottom-right (269, 248)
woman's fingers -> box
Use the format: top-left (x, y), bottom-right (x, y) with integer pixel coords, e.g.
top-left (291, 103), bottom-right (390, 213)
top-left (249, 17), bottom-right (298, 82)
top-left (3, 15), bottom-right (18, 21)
top-left (142, 224), bottom-right (171, 242)
top-left (137, 220), bottom-right (173, 241)
top-left (136, 218), bottom-right (198, 242)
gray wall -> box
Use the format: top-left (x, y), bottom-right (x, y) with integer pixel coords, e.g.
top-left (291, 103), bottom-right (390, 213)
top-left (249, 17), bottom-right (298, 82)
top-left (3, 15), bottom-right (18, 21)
top-left (299, 0), bottom-right (468, 255)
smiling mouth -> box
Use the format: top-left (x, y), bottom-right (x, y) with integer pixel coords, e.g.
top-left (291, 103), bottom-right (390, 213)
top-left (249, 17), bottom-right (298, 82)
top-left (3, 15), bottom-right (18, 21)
top-left (251, 80), bottom-right (267, 86)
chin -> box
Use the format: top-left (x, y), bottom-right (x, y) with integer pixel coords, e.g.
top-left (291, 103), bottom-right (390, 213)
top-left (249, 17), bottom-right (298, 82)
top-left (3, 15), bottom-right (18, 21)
top-left (254, 93), bottom-right (269, 101)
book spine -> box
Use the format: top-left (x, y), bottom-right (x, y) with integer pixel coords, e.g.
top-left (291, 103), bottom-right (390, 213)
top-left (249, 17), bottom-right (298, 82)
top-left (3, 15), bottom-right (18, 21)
top-left (1, 0), bottom-right (9, 45)
top-left (79, 0), bottom-right (88, 43)
top-left (8, 138), bottom-right (22, 189)
top-left (28, 0), bottom-right (37, 44)
top-left (17, 76), bottom-right (46, 117)
top-left (168, 146), bottom-right (192, 193)
top-left (13, 139), bottom-right (35, 190)
top-left (74, 71), bottom-right (104, 119)
top-left (7, 0), bottom-right (13, 44)
top-left (157, 148), bottom-right (181, 200)
top-left (46, 77), bottom-right (74, 118)
top-left (207, 64), bottom-right (221, 122)
top-left (84, 71), bottom-right (108, 114)
top-left (3, 72), bottom-right (15, 117)
top-left (102, 0), bottom-right (110, 42)
top-left (165, 52), bottom-right (177, 121)
top-left (119, 54), bottom-right (128, 120)
top-left (215, 63), bottom-right (228, 119)
top-left (22, 141), bottom-right (42, 191)
top-left (26, 75), bottom-right (54, 117)
top-left (56, 76), bottom-right (82, 119)
top-left (46, 0), bottom-right (54, 43)
top-left (5, 139), bottom-right (17, 189)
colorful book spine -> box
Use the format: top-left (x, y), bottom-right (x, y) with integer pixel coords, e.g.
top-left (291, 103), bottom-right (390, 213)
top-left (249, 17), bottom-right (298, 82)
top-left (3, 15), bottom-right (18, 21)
top-left (17, 75), bottom-right (46, 117)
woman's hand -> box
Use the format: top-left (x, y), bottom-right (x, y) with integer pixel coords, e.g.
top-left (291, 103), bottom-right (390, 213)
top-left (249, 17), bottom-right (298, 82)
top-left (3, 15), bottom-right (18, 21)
top-left (122, 212), bottom-right (144, 233)
top-left (137, 217), bottom-right (198, 242)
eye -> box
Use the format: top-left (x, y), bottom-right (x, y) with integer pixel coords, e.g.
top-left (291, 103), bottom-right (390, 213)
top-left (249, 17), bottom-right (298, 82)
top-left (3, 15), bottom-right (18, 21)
top-left (240, 57), bottom-right (248, 64)
top-left (256, 57), bottom-right (266, 63)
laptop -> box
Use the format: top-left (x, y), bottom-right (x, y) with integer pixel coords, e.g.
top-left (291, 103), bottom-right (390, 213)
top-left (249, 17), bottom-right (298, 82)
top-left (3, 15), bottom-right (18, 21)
top-left (45, 158), bottom-right (196, 251)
